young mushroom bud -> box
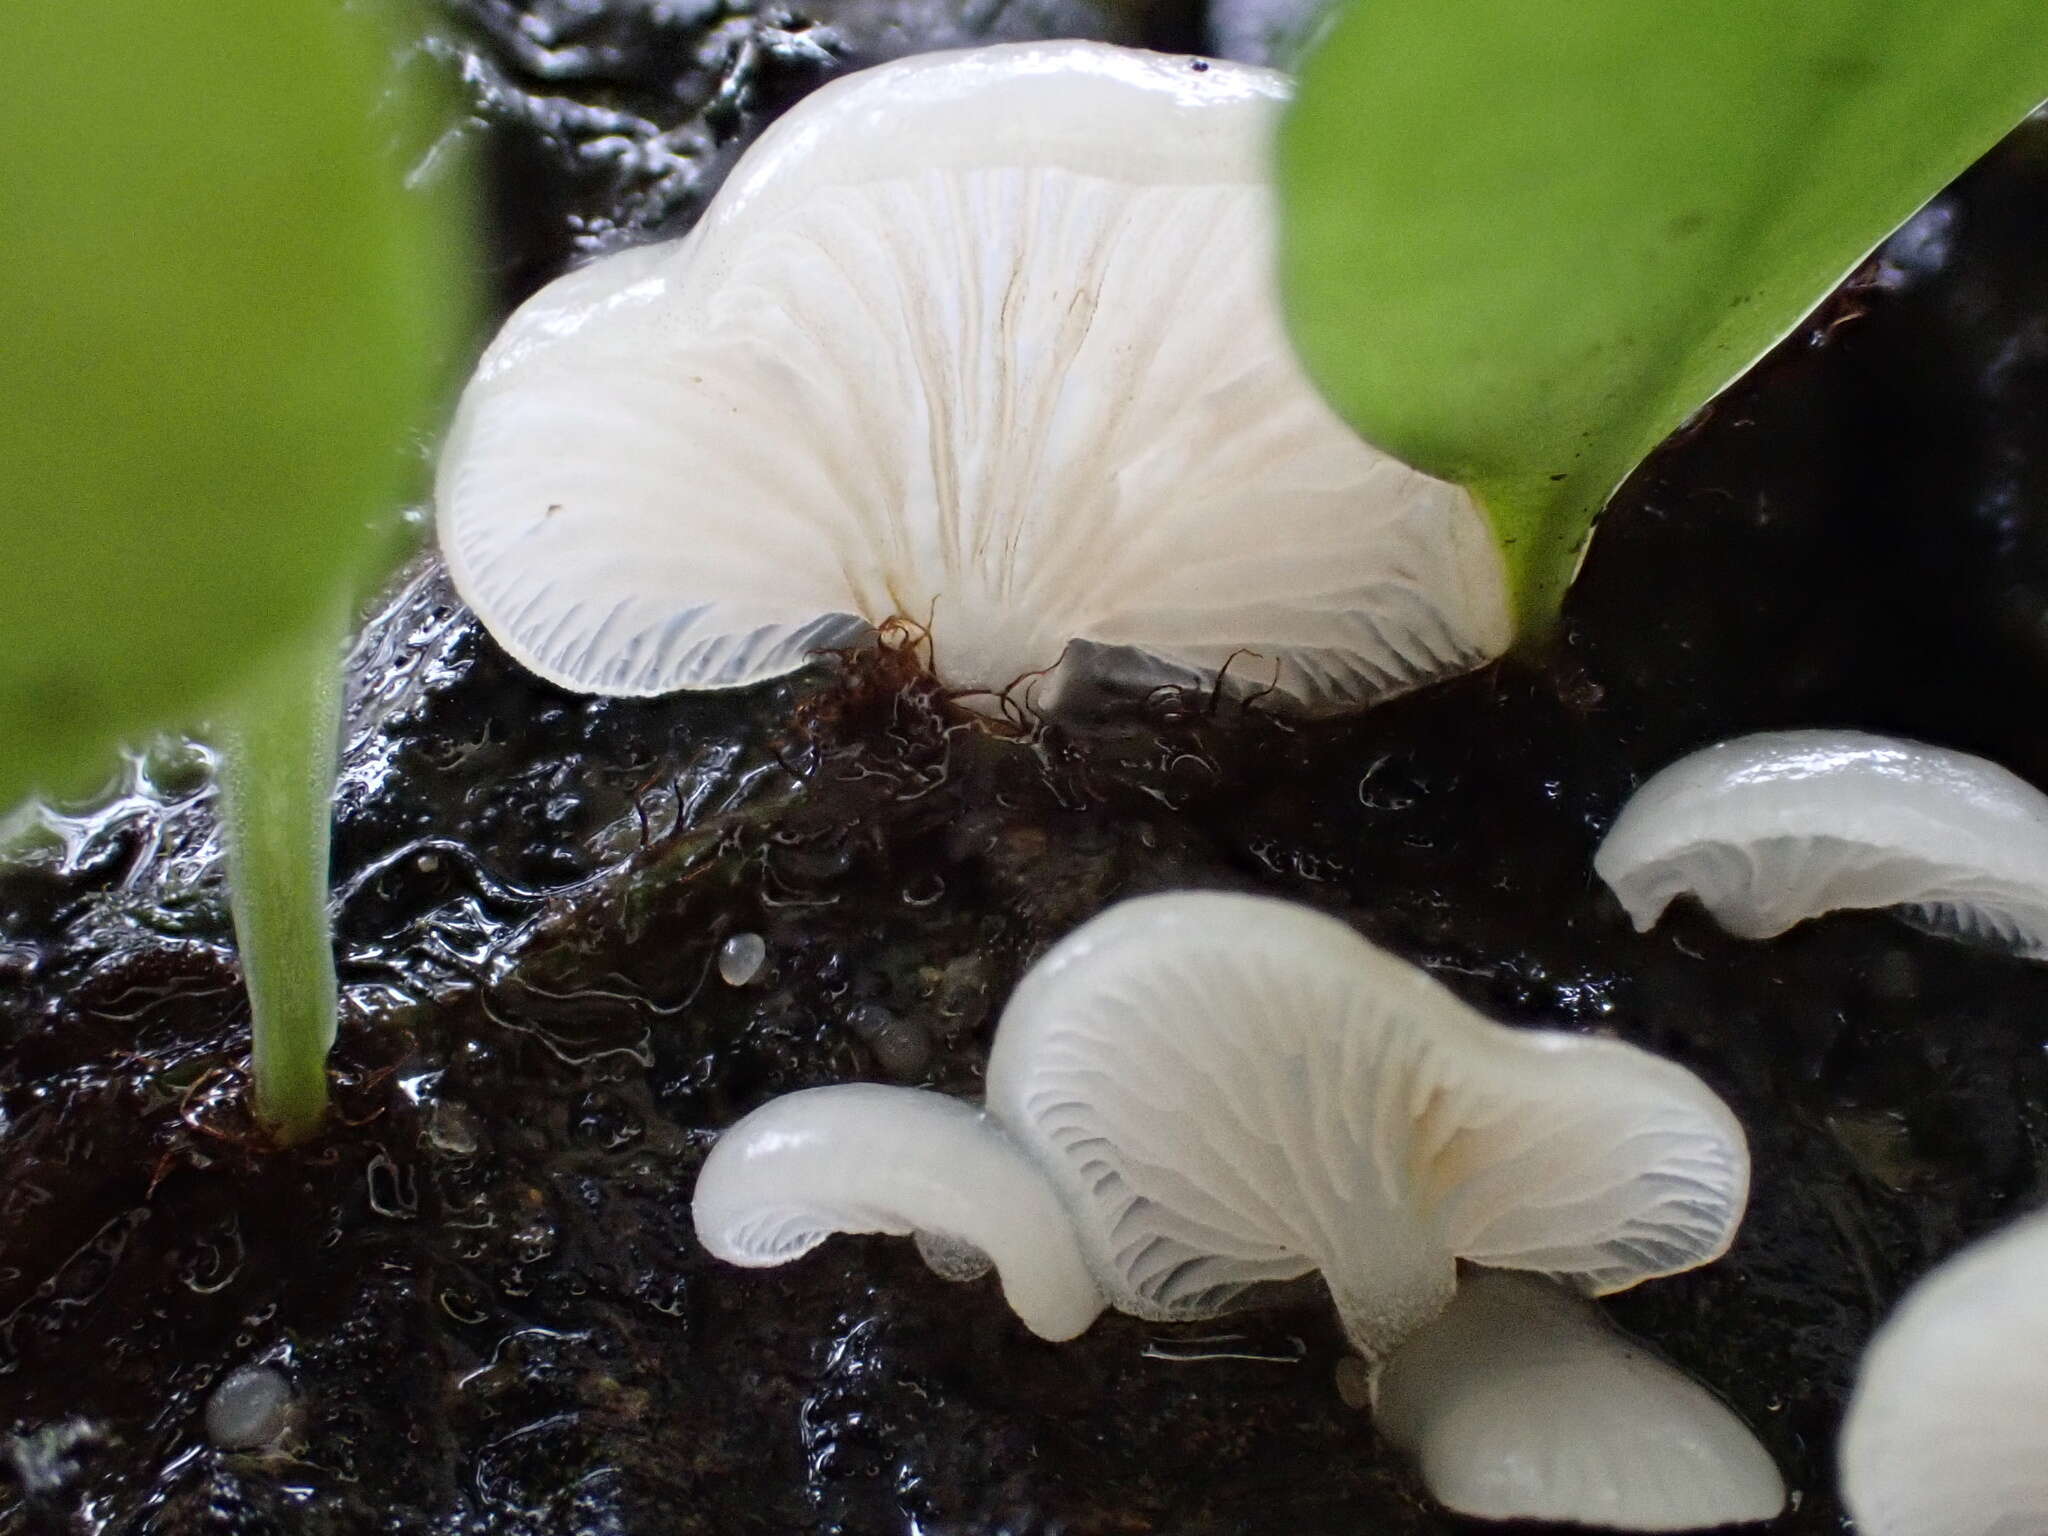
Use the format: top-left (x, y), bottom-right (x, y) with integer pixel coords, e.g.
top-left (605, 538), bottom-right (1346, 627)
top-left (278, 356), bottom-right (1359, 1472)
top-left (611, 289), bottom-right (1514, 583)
top-left (690, 1083), bottom-right (1104, 1341)
top-left (1595, 729), bottom-right (2048, 955)
top-left (1373, 1270), bottom-right (1785, 1529)
top-left (984, 893), bottom-right (1750, 1361)
top-left (1838, 1204), bottom-right (2048, 1536)
top-left (436, 41), bottom-right (1511, 713)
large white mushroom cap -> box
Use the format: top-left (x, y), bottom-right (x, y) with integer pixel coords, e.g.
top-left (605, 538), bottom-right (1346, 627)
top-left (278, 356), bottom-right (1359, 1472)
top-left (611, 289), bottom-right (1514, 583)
top-left (1595, 729), bottom-right (2048, 954)
top-left (1839, 1204), bottom-right (2048, 1536)
top-left (983, 892), bottom-right (1750, 1359)
top-left (436, 41), bottom-right (1511, 710)
top-left (1374, 1270), bottom-right (1785, 1529)
top-left (691, 1083), bottom-right (1104, 1340)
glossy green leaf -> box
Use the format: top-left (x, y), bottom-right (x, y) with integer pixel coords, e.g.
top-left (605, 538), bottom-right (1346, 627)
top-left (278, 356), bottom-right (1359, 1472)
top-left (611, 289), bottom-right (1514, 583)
top-left (0, 1), bottom-right (470, 807)
top-left (1279, 0), bottom-right (2048, 635)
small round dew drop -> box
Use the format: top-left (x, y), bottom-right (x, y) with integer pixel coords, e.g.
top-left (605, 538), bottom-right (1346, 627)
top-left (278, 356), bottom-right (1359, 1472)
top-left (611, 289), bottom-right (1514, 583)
top-left (204, 1364), bottom-right (292, 1451)
top-left (718, 932), bottom-right (766, 987)
top-left (140, 736), bottom-right (215, 800)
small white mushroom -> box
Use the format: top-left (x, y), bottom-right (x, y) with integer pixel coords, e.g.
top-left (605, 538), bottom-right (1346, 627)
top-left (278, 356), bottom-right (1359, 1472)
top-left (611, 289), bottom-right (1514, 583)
top-left (1839, 1205), bottom-right (2048, 1536)
top-left (1595, 729), bottom-right (2048, 954)
top-left (984, 893), bottom-right (1750, 1359)
top-left (690, 1082), bottom-right (1103, 1340)
top-left (1373, 1270), bottom-right (1785, 1529)
top-left (436, 41), bottom-right (1510, 713)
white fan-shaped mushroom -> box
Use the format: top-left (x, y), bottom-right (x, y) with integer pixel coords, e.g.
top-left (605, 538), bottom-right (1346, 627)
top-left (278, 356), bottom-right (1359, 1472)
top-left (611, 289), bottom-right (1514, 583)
top-left (436, 41), bottom-right (1511, 712)
top-left (1839, 1205), bottom-right (2048, 1536)
top-left (1595, 729), bottom-right (2048, 954)
top-left (691, 1083), bottom-right (1104, 1340)
top-left (983, 893), bottom-right (1749, 1359)
top-left (1374, 1270), bottom-right (1785, 1529)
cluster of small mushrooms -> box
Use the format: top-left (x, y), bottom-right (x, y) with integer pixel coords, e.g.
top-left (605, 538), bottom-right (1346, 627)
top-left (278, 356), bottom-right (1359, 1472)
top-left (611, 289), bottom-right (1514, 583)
top-left (694, 892), bottom-right (1779, 1530)
top-left (436, 37), bottom-right (2048, 1536)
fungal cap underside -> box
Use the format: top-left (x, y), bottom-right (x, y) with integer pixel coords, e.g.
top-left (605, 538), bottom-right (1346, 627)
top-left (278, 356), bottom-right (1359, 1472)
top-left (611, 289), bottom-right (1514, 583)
top-left (436, 42), bottom-right (1512, 712)
top-left (691, 1082), bottom-right (1104, 1340)
top-left (984, 892), bottom-right (1749, 1359)
top-left (1596, 729), bottom-right (2048, 953)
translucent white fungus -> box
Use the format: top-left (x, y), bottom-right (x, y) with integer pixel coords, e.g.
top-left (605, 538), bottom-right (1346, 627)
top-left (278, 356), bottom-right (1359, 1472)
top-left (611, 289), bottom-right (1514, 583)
top-left (1595, 729), bottom-right (2048, 954)
top-left (1374, 1271), bottom-right (1784, 1529)
top-left (717, 931), bottom-right (766, 987)
top-left (690, 1082), bottom-right (1103, 1340)
top-left (437, 41), bottom-right (1510, 713)
top-left (1839, 1204), bottom-right (2048, 1536)
top-left (984, 893), bottom-right (1750, 1359)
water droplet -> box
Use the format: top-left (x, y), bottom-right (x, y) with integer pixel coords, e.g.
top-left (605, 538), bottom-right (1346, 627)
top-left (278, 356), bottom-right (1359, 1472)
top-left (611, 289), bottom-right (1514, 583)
top-left (718, 932), bottom-right (766, 986)
top-left (425, 1100), bottom-right (483, 1158)
top-left (205, 1365), bottom-right (292, 1450)
top-left (139, 736), bottom-right (215, 799)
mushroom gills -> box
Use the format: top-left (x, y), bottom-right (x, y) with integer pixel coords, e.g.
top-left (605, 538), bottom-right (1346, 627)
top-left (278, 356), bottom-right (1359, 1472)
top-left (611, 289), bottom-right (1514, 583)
top-left (1373, 1270), bottom-right (1785, 1530)
top-left (1839, 1204), bottom-right (2048, 1536)
top-left (1892, 896), bottom-right (2043, 956)
top-left (690, 1082), bottom-right (1103, 1341)
top-left (434, 41), bottom-right (1512, 714)
top-left (1595, 730), bottom-right (2048, 957)
top-left (984, 892), bottom-right (1750, 1362)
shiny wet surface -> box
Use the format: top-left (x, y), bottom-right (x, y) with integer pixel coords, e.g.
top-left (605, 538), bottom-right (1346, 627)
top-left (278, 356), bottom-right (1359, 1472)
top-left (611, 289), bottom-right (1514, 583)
top-left (3, 11), bottom-right (2048, 1535)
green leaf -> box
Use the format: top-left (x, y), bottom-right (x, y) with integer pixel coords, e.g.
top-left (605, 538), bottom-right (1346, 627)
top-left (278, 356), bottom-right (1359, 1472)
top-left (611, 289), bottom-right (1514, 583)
top-left (1279, 0), bottom-right (2048, 635)
top-left (0, 1), bottom-right (470, 807)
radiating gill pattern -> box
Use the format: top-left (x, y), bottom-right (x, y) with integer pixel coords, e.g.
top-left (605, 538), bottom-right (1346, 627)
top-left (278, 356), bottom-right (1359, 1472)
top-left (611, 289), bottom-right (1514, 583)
top-left (1597, 731), bottom-right (2048, 955)
top-left (440, 161), bottom-right (1510, 706)
top-left (1610, 831), bottom-right (2048, 957)
top-left (1424, 1099), bottom-right (1747, 1293)
top-left (691, 1083), bottom-right (1106, 1340)
top-left (724, 1205), bottom-right (897, 1264)
top-left (1895, 897), bottom-right (2047, 954)
top-left (989, 895), bottom-right (1748, 1357)
top-left (701, 170), bottom-right (1260, 685)
top-left (1080, 572), bottom-right (1497, 712)
top-left (704, 166), bottom-right (1507, 705)
top-left (1607, 835), bottom-right (1980, 940)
